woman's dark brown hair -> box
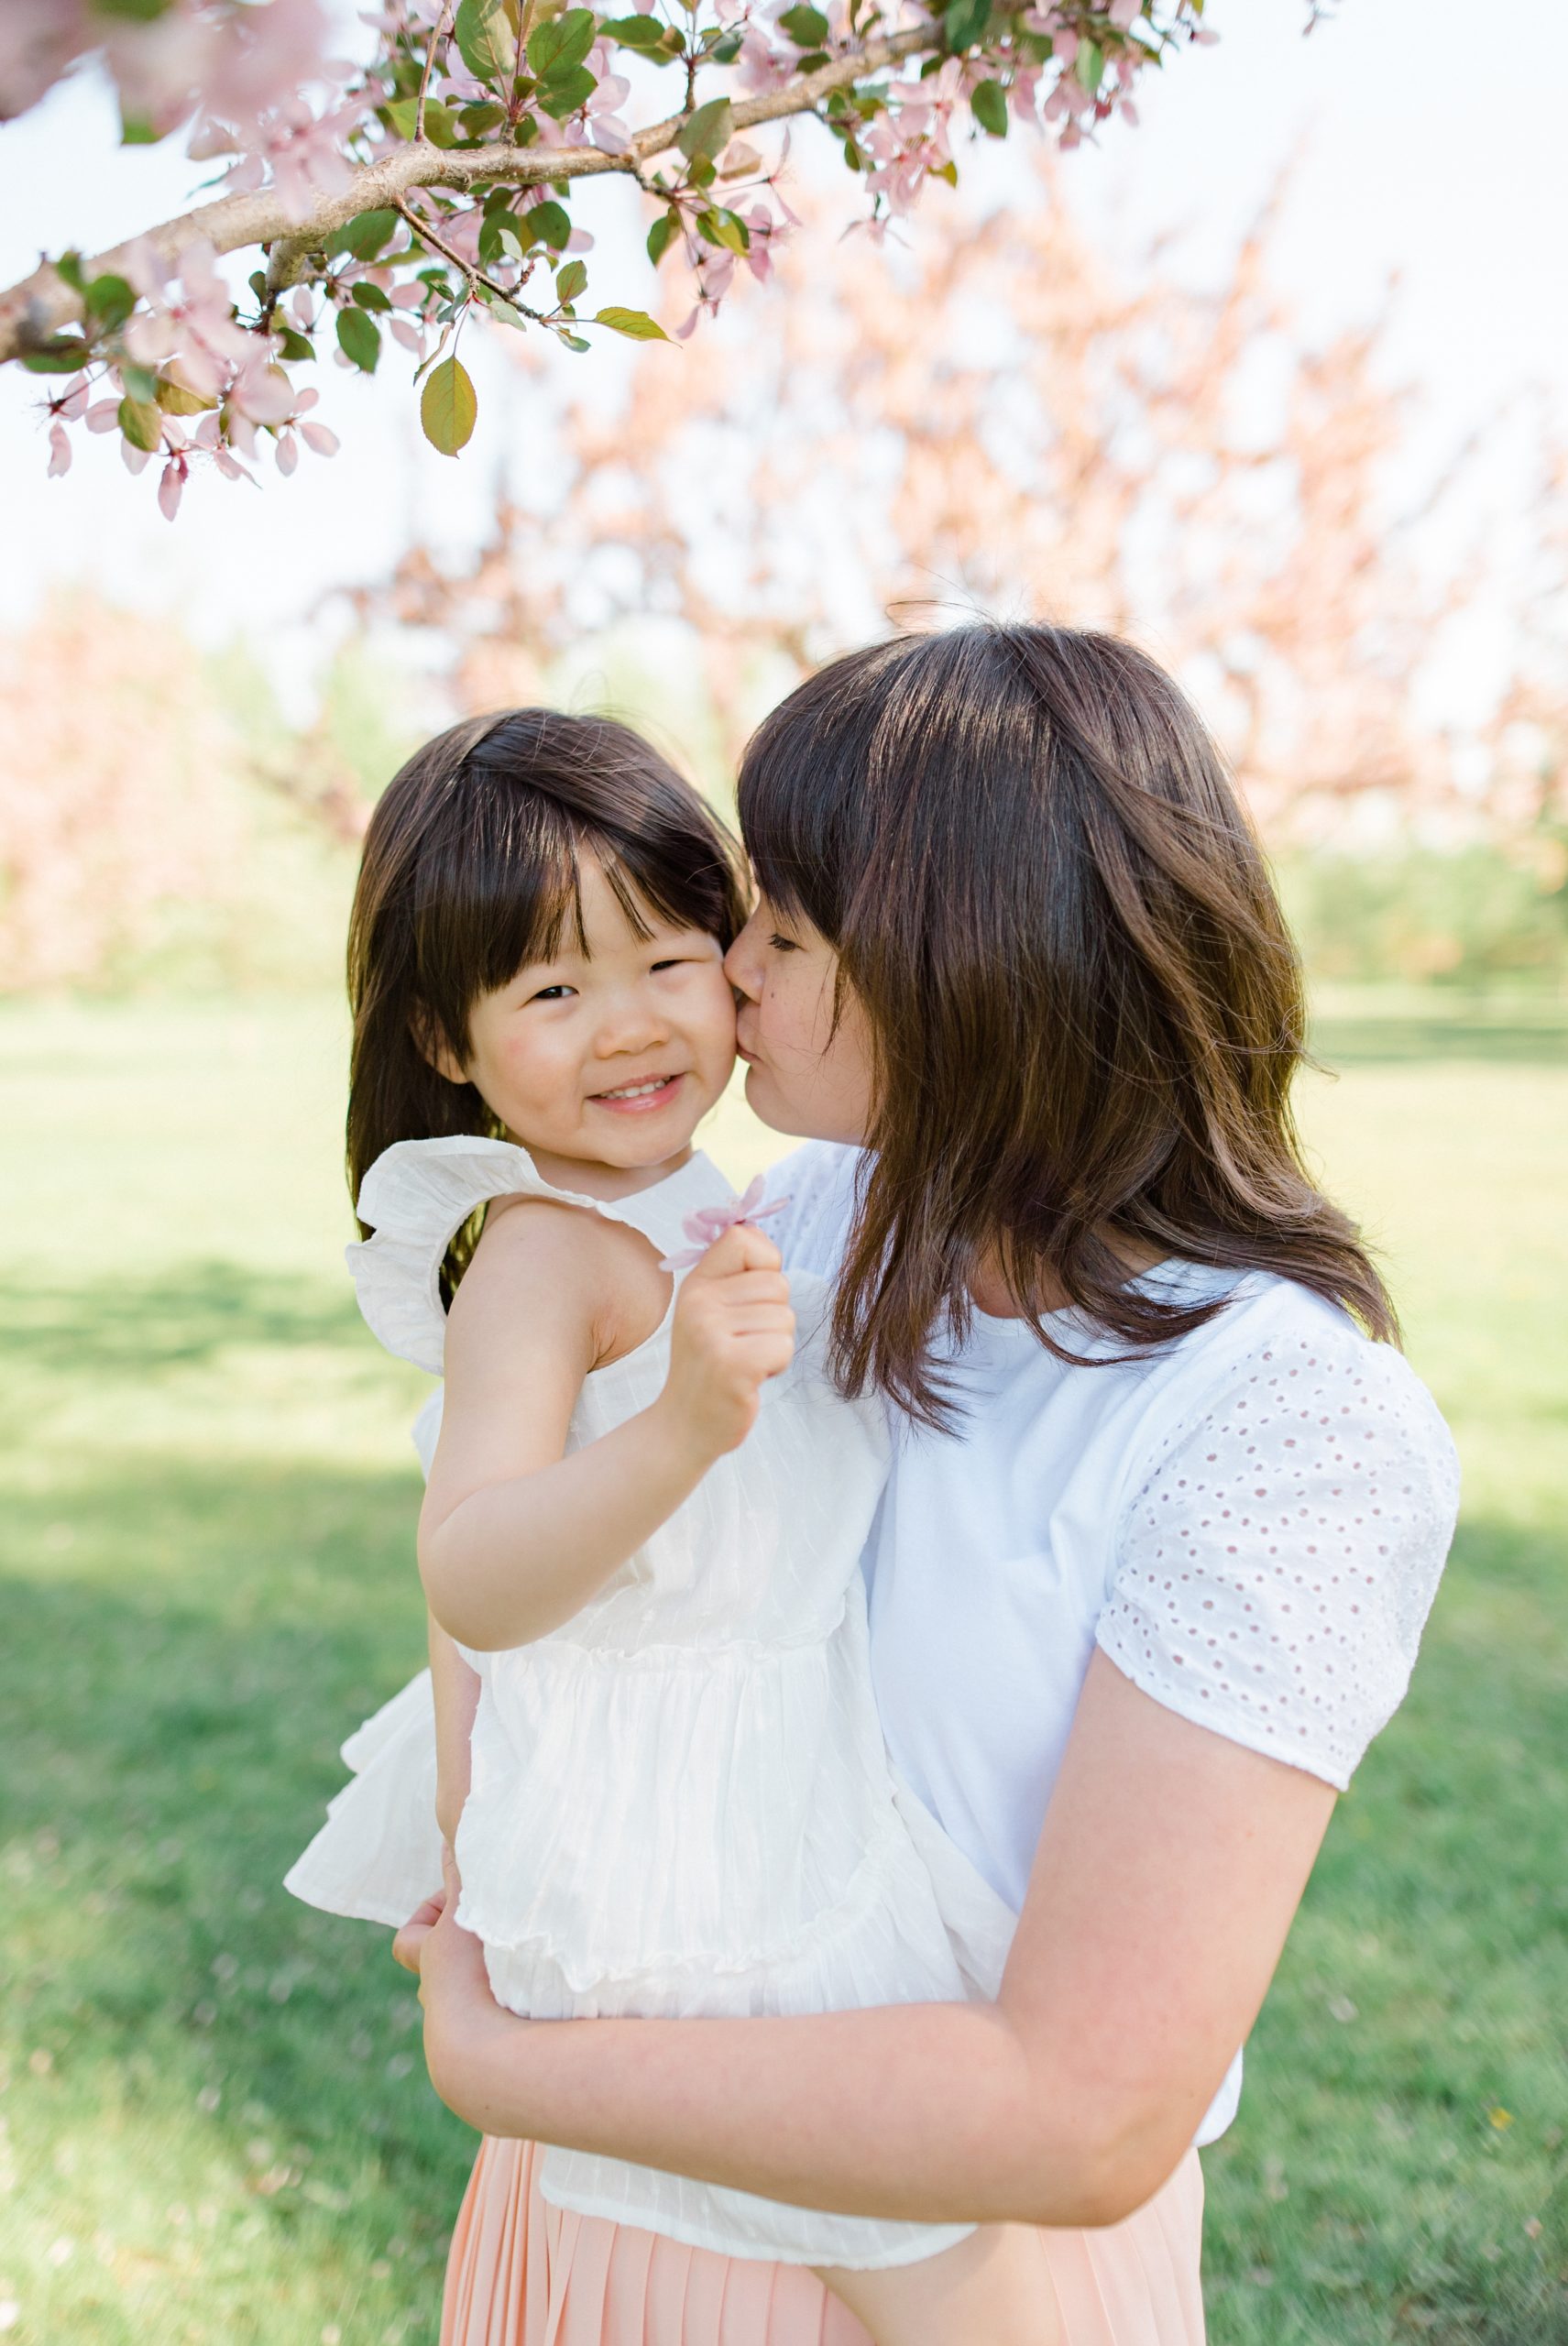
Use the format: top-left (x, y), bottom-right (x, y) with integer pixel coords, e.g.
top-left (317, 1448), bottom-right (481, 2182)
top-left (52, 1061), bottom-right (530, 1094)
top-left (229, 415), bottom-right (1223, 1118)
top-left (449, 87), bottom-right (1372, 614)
top-left (347, 707), bottom-right (747, 1279)
top-left (739, 623), bottom-right (1397, 1426)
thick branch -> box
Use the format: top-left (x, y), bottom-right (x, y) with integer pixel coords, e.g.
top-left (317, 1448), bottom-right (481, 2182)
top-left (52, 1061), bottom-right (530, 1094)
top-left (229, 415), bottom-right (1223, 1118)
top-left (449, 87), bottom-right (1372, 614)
top-left (0, 26), bottom-right (931, 366)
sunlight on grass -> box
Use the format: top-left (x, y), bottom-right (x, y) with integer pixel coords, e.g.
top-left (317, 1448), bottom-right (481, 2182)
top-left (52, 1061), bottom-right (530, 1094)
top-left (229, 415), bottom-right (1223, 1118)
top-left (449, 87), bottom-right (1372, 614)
top-left (0, 994), bottom-right (1563, 2344)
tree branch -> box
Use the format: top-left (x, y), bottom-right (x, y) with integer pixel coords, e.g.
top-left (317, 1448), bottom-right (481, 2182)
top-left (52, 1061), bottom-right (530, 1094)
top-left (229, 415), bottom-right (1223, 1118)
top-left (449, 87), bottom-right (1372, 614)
top-left (0, 26), bottom-right (931, 367)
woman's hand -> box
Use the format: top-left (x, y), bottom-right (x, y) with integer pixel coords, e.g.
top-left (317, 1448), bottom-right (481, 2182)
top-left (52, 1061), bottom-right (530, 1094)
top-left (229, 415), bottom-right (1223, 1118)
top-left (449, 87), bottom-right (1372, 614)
top-left (657, 1224), bottom-right (795, 1459)
top-left (393, 1848), bottom-right (517, 2130)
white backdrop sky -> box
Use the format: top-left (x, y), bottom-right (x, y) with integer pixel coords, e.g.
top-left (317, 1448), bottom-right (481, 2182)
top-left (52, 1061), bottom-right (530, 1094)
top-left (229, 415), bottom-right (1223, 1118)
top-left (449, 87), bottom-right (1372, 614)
top-left (2, 0), bottom-right (1564, 707)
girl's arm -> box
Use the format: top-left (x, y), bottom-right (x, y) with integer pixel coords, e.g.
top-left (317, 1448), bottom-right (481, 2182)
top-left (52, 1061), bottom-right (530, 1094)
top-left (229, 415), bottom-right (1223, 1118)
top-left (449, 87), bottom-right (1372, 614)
top-left (428, 1613), bottom-right (480, 1847)
top-left (403, 1652), bottom-right (1336, 2228)
top-left (420, 1208), bottom-right (794, 1652)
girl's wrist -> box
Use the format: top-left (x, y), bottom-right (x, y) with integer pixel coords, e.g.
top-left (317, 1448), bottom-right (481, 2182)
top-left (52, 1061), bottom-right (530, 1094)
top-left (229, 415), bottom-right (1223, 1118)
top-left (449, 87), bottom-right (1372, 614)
top-left (642, 1388), bottom-right (724, 1484)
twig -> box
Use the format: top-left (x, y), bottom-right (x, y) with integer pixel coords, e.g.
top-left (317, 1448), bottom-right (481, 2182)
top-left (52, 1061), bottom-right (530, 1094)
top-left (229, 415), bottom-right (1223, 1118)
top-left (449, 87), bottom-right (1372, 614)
top-left (417, 0), bottom-right (458, 143)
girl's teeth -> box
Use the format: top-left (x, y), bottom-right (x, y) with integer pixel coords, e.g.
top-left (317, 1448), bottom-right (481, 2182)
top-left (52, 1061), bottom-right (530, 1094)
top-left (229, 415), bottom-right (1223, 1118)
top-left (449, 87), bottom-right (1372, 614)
top-left (602, 1079), bottom-right (669, 1100)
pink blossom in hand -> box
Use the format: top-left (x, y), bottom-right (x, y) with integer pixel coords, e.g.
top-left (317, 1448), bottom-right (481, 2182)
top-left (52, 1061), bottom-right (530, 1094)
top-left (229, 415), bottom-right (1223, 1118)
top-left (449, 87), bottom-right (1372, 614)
top-left (658, 1178), bottom-right (790, 1272)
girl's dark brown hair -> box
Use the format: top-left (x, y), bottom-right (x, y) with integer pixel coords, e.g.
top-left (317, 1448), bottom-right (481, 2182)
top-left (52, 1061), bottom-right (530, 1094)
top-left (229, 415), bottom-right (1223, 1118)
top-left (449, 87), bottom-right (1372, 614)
top-left (739, 622), bottom-right (1397, 1426)
top-left (347, 707), bottom-right (747, 1279)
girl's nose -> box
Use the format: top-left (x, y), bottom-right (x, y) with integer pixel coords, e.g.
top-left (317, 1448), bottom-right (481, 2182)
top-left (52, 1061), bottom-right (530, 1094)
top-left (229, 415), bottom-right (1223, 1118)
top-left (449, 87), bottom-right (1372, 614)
top-left (593, 993), bottom-right (668, 1057)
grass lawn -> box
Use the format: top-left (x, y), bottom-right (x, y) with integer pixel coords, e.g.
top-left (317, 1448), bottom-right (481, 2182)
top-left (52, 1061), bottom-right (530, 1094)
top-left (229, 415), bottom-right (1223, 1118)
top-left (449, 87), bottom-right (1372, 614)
top-left (0, 992), bottom-right (1563, 2345)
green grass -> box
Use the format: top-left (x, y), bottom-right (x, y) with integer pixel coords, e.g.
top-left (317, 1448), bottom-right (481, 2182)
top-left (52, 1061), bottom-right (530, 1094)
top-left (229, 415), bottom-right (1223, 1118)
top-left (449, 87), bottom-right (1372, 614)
top-left (0, 994), bottom-right (1563, 2344)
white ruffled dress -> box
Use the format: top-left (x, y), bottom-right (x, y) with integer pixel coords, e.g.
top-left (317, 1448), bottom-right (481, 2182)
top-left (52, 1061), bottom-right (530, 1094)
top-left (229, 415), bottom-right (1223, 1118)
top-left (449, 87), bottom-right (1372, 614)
top-left (285, 1135), bottom-right (1015, 2268)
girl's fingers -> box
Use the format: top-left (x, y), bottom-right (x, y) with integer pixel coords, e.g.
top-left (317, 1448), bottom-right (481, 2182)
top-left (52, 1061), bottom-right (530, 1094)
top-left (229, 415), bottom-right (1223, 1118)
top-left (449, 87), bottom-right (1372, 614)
top-left (686, 1224), bottom-right (783, 1279)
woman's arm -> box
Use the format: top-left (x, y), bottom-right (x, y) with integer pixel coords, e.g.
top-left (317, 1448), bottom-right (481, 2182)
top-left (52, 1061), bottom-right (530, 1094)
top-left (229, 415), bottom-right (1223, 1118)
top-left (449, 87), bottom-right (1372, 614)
top-left (429, 1613), bottom-right (480, 1847)
top-left (422, 1210), bottom-right (794, 1651)
top-left (407, 1652), bottom-right (1336, 2227)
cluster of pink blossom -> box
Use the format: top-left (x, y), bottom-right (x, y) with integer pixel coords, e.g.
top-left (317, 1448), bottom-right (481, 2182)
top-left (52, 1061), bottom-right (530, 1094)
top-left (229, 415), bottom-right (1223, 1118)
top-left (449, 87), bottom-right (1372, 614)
top-left (6, 0), bottom-right (1230, 511)
top-left (44, 237), bottom-right (337, 518)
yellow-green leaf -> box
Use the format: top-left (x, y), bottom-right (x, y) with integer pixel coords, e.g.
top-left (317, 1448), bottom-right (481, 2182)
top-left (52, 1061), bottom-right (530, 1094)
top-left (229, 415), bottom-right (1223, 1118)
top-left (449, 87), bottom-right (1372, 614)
top-left (420, 355), bottom-right (478, 455)
top-left (594, 307), bottom-right (670, 342)
top-left (117, 397), bottom-right (163, 453)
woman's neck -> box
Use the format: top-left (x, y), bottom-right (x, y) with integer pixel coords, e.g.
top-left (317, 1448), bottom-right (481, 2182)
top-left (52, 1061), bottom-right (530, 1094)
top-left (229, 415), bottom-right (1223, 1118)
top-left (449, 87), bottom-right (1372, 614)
top-left (968, 1233), bottom-right (1168, 1321)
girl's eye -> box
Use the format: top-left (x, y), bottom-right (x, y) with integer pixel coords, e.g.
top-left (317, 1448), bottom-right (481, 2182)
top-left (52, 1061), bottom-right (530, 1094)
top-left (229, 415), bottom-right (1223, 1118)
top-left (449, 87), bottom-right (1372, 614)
top-left (529, 984), bottom-right (575, 1003)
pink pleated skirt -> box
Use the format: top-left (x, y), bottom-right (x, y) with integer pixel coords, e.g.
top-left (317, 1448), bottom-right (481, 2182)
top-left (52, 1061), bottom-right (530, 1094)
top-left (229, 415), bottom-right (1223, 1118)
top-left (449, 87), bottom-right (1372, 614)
top-left (440, 2138), bottom-right (1206, 2345)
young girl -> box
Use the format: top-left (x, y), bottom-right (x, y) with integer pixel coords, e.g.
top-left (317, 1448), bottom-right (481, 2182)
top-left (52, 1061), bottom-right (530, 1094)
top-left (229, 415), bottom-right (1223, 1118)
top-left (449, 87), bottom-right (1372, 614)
top-left (286, 708), bottom-right (1059, 2344)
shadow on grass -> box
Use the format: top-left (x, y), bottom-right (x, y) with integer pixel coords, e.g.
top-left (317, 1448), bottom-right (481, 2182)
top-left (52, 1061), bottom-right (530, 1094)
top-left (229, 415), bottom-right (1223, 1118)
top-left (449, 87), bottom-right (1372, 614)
top-left (1, 1261), bottom-right (367, 1376)
top-left (3, 1449), bottom-right (1564, 2345)
top-left (1, 1453), bottom-right (472, 2332)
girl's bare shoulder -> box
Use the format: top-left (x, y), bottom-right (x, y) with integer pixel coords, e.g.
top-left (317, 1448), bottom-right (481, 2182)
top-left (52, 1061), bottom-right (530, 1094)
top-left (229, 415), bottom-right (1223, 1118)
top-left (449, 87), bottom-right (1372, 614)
top-left (451, 1191), bottom-right (669, 1369)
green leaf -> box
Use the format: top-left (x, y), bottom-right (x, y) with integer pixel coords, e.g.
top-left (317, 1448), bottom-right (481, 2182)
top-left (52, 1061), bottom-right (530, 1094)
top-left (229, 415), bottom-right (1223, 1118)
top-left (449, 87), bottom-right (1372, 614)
top-left (1075, 37), bottom-right (1104, 91)
top-left (459, 100), bottom-right (509, 134)
top-left (119, 110), bottom-right (159, 145)
top-left (594, 306), bottom-right (670, 342)
top-left (117, 396), bottom-right (163, 453)
top-left (156, 376), bottom-right (217, 415)
top-left (385, 95), bottom-right (459, 145)
top-left (486, 297), bottom-right (532, 328)
top-left (526, 200), bottom-right (573, 251)
top-left (278, 325), bottom-right (315, 363)
top-left (559, 332), bottom-right (591, 352)
top-left (331, 207), bottom-right (399, 261)
top-left (527, 8), bottom-right (596, 78)
top-left (21, 341), bottom-right (90, 375)
top-left (676, 96), bottom-right (733, 165)
top-left (352, 280), bottom-right (393, 311)
top-left (696, 206), bottom-right (749, 253)
top-left (970, 78), bottom-right (1008, 135)
top-left (85, 272), bottom-right (136, 330)
top-left (336, 306), bottom-right (382, 372)
top-left (55, 251), bottom-right (87, 294)
top-left (420, 355), bottom-right (478, 455)
top-left (646, 210), bottom-right (679, 266)
top-left (707, 28), bottom-right (742, 60)
top-left (600, 14), bottom-right (668, 46)
top-left (537, 63), bottom-right (597, 117)
top-left (455, 0), bottom-right (520, 86)
top-left (942, 0), bottom-right (990, 48)
top-left (120, 364), bottom-right (159, 403)
top-left (777, 4), bottom-right (829, 43)
top-left (555, 258), bottom-right (588, 302)
top-left (478, 211), bottom-right (524, 266)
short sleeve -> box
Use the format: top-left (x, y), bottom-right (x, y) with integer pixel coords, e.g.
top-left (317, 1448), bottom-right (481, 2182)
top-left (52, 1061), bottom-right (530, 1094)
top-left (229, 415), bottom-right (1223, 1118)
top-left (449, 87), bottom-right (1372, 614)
top-left (1096, 1324), bottom-right (1461, 1788)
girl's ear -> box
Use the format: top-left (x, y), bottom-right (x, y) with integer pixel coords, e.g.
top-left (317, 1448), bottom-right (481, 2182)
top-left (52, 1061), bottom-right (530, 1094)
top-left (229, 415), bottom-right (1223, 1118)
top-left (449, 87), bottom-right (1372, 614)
top-left (411, 1004), bottom-right (468, 1088)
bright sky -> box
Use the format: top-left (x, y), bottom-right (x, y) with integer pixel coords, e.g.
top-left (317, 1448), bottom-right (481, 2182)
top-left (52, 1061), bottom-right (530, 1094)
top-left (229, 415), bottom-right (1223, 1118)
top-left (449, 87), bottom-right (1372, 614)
top-left (2, 0), bottom-right (1564, 698)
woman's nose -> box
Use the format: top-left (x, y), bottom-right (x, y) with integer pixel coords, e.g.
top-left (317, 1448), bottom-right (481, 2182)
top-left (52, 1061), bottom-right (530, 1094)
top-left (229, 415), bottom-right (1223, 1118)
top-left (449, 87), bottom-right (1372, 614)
top-left (723, 923), bottom-right (762, 1003)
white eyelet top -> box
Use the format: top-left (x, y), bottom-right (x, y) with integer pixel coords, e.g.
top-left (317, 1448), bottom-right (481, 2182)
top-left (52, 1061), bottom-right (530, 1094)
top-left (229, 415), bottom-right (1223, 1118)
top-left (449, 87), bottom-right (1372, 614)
top-left (1099, 1328), bottom-right (1458, 1787)
top-left (766, 1141), bottom-right (1460, 2144)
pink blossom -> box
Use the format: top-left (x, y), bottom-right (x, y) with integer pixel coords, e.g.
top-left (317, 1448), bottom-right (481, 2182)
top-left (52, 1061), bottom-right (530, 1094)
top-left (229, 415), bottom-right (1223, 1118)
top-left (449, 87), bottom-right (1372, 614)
top-left (389, 316), bottom-right (424, 354)
top-left (659, 1178), bottom-right (787, 1269)
top-left (85, 400), bottom-right (122, 434)
top-left (122, 439), bottom-right (154, 475)
top-left (46, 422), bottom-right (71, 478)
top-left (299, 420), bottom-right (339, 457)
top-left (158, 457), bottom-right (186, 521)
top-left (275, 430), bottom-right (299, 475)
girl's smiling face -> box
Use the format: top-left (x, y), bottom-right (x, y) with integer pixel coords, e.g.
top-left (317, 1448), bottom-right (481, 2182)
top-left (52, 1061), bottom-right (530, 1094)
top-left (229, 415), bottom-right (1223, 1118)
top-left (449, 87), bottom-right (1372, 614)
top-left (433, 852), bottom-right (737, 1194)
top-left (723, 894), bottom-right (876, 1146)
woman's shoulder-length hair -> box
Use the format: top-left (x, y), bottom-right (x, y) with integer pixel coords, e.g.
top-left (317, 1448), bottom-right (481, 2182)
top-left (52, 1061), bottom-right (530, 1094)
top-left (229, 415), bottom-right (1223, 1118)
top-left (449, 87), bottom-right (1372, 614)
top-left (738, 622), bottom-right (1397, 1427)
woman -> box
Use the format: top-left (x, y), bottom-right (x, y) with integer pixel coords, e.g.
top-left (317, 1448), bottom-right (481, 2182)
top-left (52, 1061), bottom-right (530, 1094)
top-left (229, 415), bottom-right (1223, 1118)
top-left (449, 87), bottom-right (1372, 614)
top-left (397, 624), bottom-right (1459, 2343)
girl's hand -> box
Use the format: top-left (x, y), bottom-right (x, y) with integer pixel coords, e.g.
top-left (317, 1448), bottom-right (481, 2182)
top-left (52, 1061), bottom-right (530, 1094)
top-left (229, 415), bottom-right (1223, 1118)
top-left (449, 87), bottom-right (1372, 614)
top-left (659, 1223), bottom-right (795, 1461)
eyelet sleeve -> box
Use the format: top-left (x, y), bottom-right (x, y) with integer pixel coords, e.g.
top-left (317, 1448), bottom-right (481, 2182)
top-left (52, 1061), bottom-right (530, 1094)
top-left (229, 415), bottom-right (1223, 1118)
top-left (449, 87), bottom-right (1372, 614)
top-left (1096, 1324), bottom-right (1460, 1788)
